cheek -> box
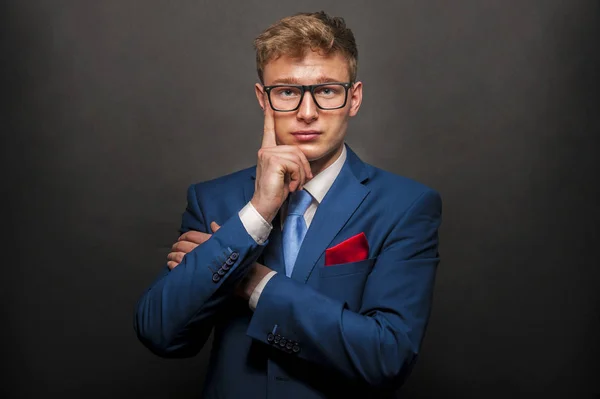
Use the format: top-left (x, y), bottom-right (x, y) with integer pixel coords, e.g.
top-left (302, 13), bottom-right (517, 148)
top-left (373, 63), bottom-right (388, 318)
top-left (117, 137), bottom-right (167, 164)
top-left (324, 112), bottom-right (350, 135)
top-left (273, 112), bottom-right (290, 128)
top-left (273, 116), bottom-right (294, 141)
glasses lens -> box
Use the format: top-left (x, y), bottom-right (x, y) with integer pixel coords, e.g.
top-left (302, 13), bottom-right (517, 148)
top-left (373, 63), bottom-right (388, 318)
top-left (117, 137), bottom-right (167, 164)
top-left (270, 86), bottom-right (303, 111)
top-left (313, 84), bottom-right (347, 109)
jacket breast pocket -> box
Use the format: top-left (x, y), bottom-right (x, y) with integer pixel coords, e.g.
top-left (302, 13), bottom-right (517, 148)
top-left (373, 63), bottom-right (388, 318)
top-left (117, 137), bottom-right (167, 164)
top-left (319, 257), bottom-right (376, 278)
top-left (317, 257), bottom-right (376, 311)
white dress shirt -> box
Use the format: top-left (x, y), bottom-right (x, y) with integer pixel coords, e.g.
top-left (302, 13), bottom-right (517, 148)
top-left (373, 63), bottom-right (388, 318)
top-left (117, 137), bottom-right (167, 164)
top-left (238, 145), bottom-right (347, 310)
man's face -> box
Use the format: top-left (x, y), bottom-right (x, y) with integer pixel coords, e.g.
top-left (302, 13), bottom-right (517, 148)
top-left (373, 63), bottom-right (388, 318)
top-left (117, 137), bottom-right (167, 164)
top-left (255, 51), bottom-right (363, 172)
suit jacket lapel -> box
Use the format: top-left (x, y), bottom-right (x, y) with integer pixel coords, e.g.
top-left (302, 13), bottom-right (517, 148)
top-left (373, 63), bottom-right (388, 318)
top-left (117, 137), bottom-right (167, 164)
top-left (290, 145), bottom-right (371, 283)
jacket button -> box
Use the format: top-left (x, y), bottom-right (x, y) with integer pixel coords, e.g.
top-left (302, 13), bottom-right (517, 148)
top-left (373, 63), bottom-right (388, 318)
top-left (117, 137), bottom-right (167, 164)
top-left (212, 273), bottom-right (221, 283)
top-left (230, 252), bottom-right (239, 260)
top-left (279, 338), bottom-right (287, 347)
top-left (226, 258), bottom-right (235, 266)
top-left (267, 333), bottom-right (274, 343)
top-left (292, 344), bottom-right (300, 353)
top-left (217, 268), bottom-right (226, 276)
top-left (285, 342), bottom-right (293, 350)
top-left (221, 263), bottom-right (231, 271)
top-left (274, 334), bottom-right (281, 344)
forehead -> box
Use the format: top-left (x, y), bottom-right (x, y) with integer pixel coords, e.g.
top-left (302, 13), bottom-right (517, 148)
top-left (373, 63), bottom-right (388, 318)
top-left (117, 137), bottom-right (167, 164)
top-left (262, 51), bottom-right (350, 85)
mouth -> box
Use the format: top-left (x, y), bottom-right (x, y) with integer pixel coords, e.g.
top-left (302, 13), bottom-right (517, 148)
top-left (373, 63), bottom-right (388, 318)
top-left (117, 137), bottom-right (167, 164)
top-left (291, 131), bottom-right (321, 142)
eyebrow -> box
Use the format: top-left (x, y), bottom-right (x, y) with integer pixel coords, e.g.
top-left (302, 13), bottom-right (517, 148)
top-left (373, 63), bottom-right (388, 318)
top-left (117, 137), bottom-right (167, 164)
top-left (269, 76), bottom-right (344, 85)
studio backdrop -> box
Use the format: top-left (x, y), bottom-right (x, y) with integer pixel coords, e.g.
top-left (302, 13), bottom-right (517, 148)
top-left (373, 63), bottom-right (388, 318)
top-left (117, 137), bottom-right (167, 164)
top-left (2, 1), bottom-right (599, 398)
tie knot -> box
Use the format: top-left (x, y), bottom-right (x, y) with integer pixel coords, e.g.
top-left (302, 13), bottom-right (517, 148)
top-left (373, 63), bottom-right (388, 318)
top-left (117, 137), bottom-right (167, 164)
top-left (288, 190), bottom-right (312, 216)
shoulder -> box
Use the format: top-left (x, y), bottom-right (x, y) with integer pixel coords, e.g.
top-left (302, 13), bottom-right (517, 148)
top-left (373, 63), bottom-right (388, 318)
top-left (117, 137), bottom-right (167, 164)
top-left (345, 144), bottom-right (440, 207)
top-left (363, 163), bottom-right (442, 211)
top-left (188, 166), bottom-right (255, 197)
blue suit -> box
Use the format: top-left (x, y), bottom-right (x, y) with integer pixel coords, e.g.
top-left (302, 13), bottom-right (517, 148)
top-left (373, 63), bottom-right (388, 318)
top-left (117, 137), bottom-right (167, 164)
top-left (134, 144), bottom-right (442, 398)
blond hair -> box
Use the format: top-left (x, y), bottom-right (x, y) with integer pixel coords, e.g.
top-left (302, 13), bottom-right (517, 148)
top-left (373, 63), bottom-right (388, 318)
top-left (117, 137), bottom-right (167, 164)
top-left (254, 11), bottom-right (358, 83)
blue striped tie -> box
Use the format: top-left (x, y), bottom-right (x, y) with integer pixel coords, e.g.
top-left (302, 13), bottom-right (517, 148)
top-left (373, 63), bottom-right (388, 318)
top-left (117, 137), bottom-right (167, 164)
top-left (282, 190), bottom-right (313, 277)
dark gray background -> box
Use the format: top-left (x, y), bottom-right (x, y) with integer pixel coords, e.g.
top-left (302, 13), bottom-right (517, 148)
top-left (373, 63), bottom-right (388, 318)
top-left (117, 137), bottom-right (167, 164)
top-left (2, 1), bottom-right (599, 398)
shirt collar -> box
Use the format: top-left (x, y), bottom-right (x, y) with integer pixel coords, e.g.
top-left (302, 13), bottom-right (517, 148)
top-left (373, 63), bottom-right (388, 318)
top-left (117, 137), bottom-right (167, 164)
top-left (303, 144), bottom-right (347, 204)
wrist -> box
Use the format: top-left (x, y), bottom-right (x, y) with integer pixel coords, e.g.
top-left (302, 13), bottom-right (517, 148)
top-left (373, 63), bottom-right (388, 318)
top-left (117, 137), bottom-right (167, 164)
top-left (250, 197), bottom-right (279, 224)
top-left (244, 280), bottom-right (257, 300)
top-left (239, 271), bottom-right (261, 301)
top-left (237, 263), bottom-right (274, 301)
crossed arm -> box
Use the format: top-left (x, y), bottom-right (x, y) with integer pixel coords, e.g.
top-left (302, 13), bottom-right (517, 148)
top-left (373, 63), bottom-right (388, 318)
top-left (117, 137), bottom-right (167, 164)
top-left (134, 184), bottom-right (441, 389)
top-left (168, 222), bottom-right (273, 302)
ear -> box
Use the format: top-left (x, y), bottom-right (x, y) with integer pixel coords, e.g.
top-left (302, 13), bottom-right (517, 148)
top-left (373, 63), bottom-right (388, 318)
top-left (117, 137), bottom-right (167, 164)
top-left (348, 81), bottom-right (363, 117)
top-left (255, 83), bottom-right (266, 111)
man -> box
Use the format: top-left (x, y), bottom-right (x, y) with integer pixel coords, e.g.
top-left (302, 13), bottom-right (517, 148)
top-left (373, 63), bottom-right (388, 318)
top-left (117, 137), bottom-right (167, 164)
top-left (135, 11), bottom-right (442, 398)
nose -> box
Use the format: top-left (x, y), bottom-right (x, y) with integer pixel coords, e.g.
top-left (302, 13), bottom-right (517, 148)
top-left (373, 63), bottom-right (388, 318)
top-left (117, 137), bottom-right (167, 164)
top-left (296, 91), bottom-right (318, 123)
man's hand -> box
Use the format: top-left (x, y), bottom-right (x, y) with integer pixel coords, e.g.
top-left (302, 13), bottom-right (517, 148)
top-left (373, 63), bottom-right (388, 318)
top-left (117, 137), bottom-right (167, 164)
top-left (167, 221), bottom-right (220, 269)
top-left (235, 262), bottom-right (274, 301)
top-left (167, 221), bottom-right (274, 301)
top-left (251, 103), bottom-right (313, 223)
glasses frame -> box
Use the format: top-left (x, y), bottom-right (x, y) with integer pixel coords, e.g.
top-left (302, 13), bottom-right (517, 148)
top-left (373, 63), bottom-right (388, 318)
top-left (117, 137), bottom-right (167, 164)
top-left (263, 82), bottom-right (353, 112)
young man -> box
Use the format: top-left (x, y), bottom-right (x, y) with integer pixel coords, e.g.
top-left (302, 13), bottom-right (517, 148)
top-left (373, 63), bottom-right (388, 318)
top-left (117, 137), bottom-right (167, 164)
top-left (135, 11), bottom-right (442, 398)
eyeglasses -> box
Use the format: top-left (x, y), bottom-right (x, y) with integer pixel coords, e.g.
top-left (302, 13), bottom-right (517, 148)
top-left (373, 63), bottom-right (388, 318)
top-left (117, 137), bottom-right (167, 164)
top-left (263, 82), bottom-right (353, 112)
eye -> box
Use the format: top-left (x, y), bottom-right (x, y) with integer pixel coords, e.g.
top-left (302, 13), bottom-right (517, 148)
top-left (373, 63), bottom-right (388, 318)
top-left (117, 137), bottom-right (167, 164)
top-left (272, 87), bottom-right (300, 98)
top-left (315, 85), bottom-right (341, 97)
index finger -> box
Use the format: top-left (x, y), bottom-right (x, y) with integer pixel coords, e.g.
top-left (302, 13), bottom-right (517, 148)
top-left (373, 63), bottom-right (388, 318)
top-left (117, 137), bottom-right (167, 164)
top-left (261, 101), bottom-right (277, 148)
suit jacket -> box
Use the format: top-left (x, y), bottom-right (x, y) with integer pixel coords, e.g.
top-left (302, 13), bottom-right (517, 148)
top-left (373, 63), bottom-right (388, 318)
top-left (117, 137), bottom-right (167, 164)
top-left (134, 144), bottom-right (442, 398)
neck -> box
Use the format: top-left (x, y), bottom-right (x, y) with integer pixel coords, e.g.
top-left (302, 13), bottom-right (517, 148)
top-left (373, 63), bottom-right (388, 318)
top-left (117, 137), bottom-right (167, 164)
top-left (309, 144), bottom-right (344, 176)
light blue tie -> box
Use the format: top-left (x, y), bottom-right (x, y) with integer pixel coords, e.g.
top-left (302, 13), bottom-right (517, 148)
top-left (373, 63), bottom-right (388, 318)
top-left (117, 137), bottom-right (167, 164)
top-left (282, 189), bottom-right (313, 277)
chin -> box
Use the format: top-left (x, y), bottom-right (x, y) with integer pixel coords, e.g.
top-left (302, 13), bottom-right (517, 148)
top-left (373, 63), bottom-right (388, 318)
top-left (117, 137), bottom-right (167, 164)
top-left (303, 145), bottom-right (342, 164)
top-left (295, 144), bottom-right (325, 161)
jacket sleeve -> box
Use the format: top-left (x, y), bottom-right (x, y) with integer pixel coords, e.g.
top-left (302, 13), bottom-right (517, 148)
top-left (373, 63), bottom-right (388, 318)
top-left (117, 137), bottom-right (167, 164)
top-left (134, 184), bottom-right (267, 358)
top-left (246, 189), bottom-right (442, 389)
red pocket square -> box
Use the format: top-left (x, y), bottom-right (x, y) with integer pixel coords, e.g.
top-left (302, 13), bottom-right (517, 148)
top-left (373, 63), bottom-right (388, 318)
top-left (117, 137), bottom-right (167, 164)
top-left (325, 232), bottom-right (369, 266)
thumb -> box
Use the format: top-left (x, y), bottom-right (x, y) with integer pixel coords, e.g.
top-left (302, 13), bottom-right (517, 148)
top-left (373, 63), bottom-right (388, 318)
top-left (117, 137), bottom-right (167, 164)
top-left (210, 221), bottom-right (221, 233)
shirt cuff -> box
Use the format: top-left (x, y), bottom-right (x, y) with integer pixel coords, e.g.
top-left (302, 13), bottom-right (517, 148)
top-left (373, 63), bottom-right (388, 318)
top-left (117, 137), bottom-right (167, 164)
top-left (239, 201), bottom-right (272, 245)
top-left (249, 270), bottom-right (277, 311)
